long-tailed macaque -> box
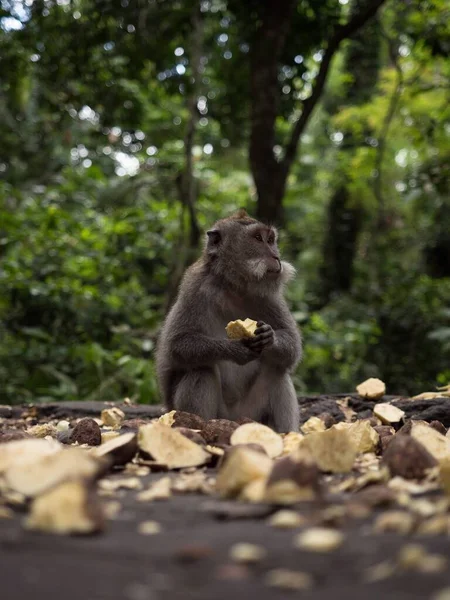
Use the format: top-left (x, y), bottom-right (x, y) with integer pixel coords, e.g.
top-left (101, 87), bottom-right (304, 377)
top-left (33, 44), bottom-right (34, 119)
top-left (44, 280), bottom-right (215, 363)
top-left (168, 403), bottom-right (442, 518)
top-left (156, 210), bottom-right (302, 432)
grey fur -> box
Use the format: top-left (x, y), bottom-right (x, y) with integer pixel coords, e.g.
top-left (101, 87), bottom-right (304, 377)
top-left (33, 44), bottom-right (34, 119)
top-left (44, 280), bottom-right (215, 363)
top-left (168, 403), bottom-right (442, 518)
top-left (156, 212), bottom-right (302, 432)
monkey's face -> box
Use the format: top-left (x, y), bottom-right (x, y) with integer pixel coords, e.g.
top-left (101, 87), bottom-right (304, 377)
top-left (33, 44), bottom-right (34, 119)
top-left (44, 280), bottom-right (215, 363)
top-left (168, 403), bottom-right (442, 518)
top-left (241, 225), bottom-right (283, 280)
top-left (206, 219), bottom-right (285, 282)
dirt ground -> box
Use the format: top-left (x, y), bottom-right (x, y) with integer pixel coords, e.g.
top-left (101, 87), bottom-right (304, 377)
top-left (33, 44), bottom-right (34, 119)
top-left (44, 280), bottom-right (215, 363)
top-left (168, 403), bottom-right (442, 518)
top-left (1, 398), bottom-right (450, 600)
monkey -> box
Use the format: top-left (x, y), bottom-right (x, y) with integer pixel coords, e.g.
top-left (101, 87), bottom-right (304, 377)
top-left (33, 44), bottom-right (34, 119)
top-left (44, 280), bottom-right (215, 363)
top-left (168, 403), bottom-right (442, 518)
top-left (155, 209), bottom-right (302, 433)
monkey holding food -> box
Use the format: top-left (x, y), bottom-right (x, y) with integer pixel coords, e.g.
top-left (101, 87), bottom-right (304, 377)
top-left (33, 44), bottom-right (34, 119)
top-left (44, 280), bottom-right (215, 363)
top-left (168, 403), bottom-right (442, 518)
top-left (156, 210), bottom-right (302, 432)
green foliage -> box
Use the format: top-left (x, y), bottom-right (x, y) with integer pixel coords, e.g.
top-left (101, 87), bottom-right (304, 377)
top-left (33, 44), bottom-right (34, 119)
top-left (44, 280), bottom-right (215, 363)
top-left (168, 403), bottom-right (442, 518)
top-left (0, 0), bottom-right (449, 404)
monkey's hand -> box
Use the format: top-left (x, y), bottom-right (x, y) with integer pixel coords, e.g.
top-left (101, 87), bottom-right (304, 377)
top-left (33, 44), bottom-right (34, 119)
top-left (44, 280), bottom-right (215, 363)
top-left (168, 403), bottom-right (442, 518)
top-left (243, 321), bottom-right (274, 352)
top-left (229, 340), bottom-right (261, 365)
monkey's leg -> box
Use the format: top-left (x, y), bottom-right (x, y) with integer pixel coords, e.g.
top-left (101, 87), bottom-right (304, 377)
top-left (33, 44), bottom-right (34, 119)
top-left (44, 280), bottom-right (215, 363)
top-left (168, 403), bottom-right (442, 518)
top-left (172, 366), bottom-right (223, 421)
top-left (267, 375), bottom-right (299, 433)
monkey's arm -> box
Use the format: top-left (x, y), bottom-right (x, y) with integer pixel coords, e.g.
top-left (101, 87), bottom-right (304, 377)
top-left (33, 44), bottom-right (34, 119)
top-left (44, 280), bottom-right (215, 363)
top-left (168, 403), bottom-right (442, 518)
top-left (171, 333), bottom-right (258, 368)
top-left (245, 301), bottom-right (302, 370)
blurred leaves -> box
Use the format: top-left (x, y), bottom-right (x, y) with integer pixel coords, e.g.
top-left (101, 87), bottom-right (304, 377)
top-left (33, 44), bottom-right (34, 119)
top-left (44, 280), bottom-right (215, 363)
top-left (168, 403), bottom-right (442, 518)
top-left (0, 0), bottom-right (449, 403)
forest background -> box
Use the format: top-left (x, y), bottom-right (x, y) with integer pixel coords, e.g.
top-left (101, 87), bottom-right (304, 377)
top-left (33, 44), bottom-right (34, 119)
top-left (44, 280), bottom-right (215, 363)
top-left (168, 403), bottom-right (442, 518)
top-left (0, 0), bottom-right (449, 405)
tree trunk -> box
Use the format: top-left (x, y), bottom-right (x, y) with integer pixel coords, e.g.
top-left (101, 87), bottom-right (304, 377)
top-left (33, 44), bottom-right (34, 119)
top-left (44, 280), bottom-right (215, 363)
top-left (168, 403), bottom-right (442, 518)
top-left (248, 0), bottom-right (386, 226)
top-left (249, 0), bottom-right (294, 225)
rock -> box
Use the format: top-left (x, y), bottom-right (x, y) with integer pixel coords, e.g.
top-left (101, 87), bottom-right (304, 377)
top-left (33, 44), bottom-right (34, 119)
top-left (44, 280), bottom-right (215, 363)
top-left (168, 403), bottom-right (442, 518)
top-left (0, 430), bottom-right (31, 443)
top-left (395, 398), bottom-right (450, 428)
top-left (298, 396), bottom-right (346, 424)
top-left (318, 412), bottom-right (336, 428)
top-left (158, 410), bottom-right (206, 430)
top-left (373, 403), bottom-right (405, 425)
top-left (176, 427), bottom-right (207, 446)
top-left (352, 484), bottom-right (397, 508)
top-left (230, 423), bottom-right (283, 458)
top-left (138, 422), bottom-right (211, 469)
top-left (174, 543), bottom-right (214, 563)
top-left (265, 450), bottom-right (321, 504)
top-left (382, 434), bottom-right (437, 480)
top-left (120, 418), bottom-right (149, 431)
top-left (201, 419), bottom-right (239, 445)
top-left (172, 411), bottom-right (206, 430)
top-left (356, 378), bottom-right (386, 399)
top-left (70, 418), bottom-right (102, 446)
top-left (430, 420), bottom-right (447, 435)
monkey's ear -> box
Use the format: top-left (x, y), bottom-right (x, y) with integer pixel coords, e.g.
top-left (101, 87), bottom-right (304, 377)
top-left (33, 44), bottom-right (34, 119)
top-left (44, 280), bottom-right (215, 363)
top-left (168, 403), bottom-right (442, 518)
top-left (206, 229), bottom-right (221, 245)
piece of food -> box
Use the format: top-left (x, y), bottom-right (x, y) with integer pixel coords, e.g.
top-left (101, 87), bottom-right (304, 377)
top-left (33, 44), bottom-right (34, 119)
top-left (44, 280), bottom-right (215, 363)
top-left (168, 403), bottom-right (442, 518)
top-left (101, 407), bottom-right (125, 428)
top-left (239, 478), bottom-right (267, 503)
top-left (294, 528), bottom-right (344, 553)
top-left (265, 450), bottom-right (321, 504)
top-left (373, 511), bottom-right (416, 534)
top-left (267, 510), bottom-right (306, 529)
top-left (25, 480), bottom-right (104, 535)
top-left (26, 423), bottom-right (58, 439)
top-left (137, 476), bottom-right (172, 501)
top-left (138, 520), bottom-right (162, 535)
top-left (373, 403), bottom-right (405, 425)
top-left (216, 446), bottom-right (272, 498)
top-left (99, 477), bottom-right (142, 492)
top-left (265, 569), bottom-right (313, 591)
top-left (138, 422), bottom-right (211, 469)
top-left (229, 543), bottom-right (267, 563)
top-left (302, 426), bottom-right (358, 473)
top-left (409, 422), bottom-right (450, 462)
top-left (439, 456), bottom-right (450, 495)
top-left (281, 432), bottom-right (304, 455)
top-left (356, 378), bottom-right (386, 399)
top-left (225, 318), bottom-right (258, 340)
top-left (70, 418), bottom-right (102, 446)
top-left (0, 438), bottom-right (61, 474)
top-left (382, 434), bottom-right (437, 480)
top-left (301, 417), bottom-right (326, 434)
top-left (334, 420), bottom-right (380, 454)
top-left (230, 423), bottom-right (283, 458)
top-left (4, 447), bottom-right (105, 497)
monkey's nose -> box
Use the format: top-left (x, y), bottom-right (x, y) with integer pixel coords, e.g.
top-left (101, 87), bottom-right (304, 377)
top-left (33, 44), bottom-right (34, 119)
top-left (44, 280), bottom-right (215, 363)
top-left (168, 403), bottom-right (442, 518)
top-left (268, 257), bottom-right (282, 273)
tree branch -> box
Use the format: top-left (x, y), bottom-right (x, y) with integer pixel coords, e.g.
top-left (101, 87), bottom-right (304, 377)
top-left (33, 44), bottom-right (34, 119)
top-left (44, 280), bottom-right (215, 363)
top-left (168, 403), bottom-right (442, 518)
top-left (282, 0), bottom-right (387, 173)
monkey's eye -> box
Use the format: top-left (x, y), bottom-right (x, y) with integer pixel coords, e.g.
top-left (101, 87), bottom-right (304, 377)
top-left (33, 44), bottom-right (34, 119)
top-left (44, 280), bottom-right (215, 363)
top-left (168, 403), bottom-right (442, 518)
top-left (268, 236), bottom-right (275, 245)
top-left (255, 233), bottom-right (263, 242)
